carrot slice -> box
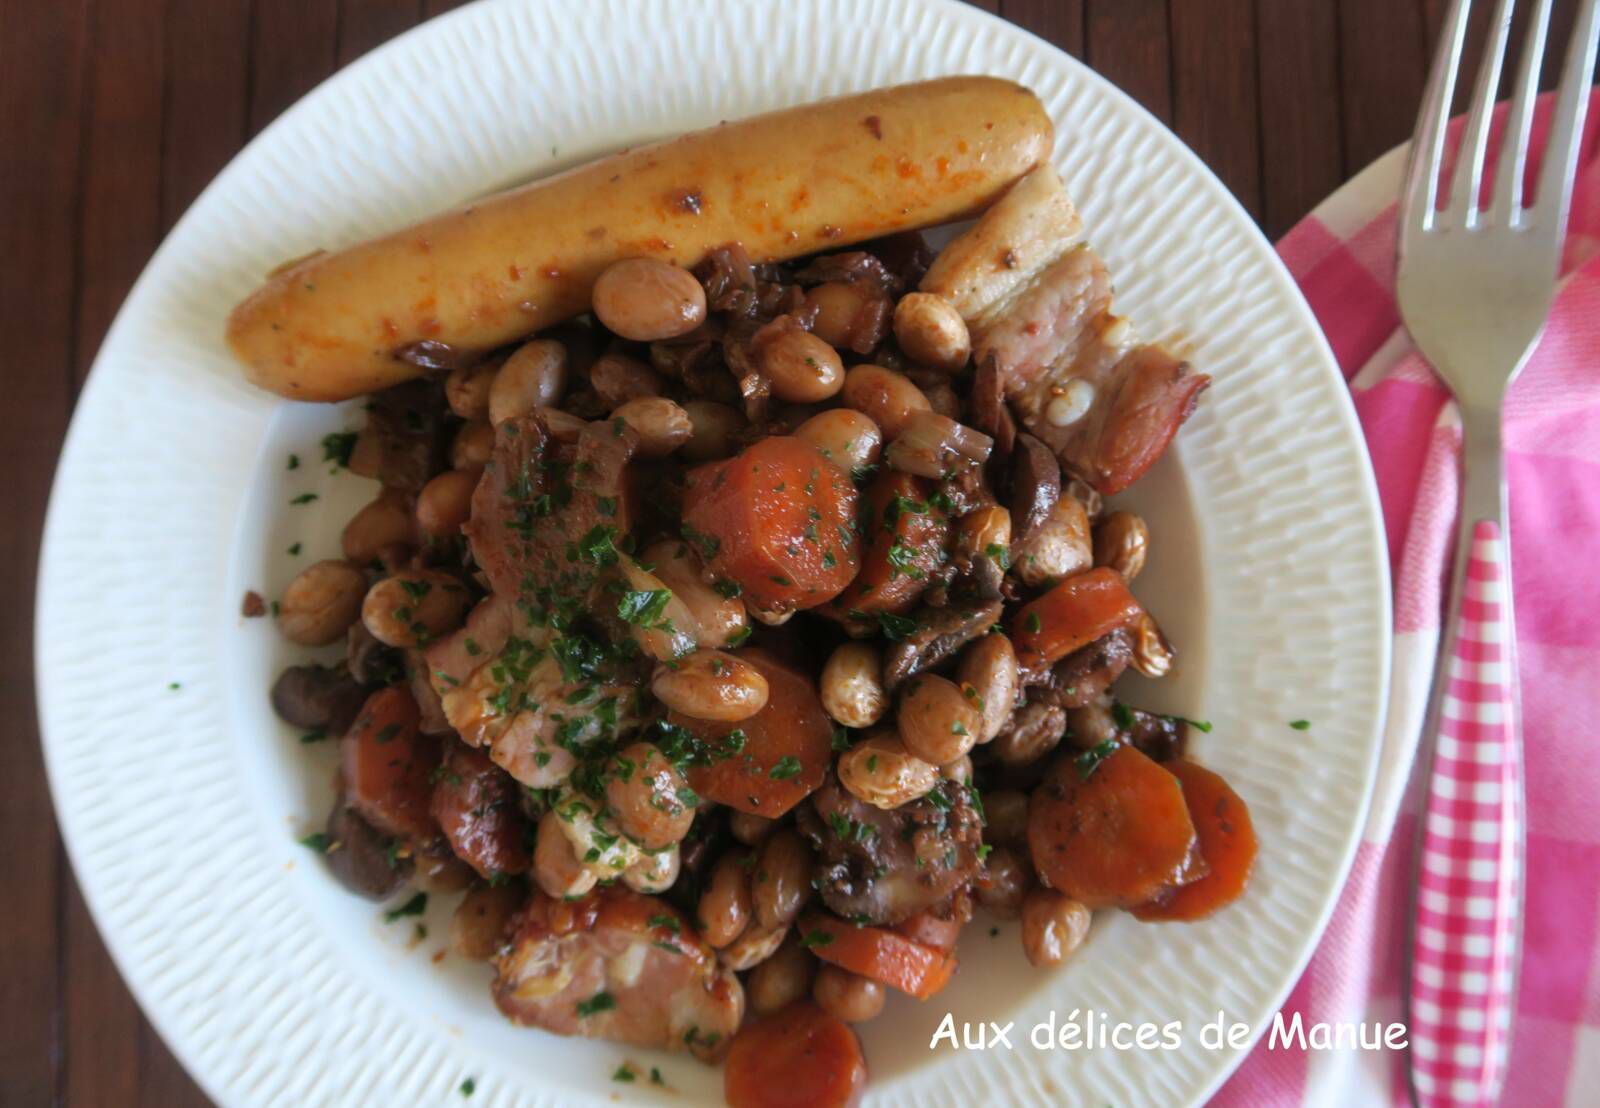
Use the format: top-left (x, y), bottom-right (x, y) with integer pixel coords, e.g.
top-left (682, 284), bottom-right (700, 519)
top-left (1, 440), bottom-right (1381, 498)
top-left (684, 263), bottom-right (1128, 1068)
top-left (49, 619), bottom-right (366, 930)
top-left (1011, 567), bottom-right (1144, 672)
top-left (1027, 745), bottom-right (1197, 909)
top-left (682, 436), bottom-right (860, 616)
top-left (677, 649), bottom-right (833, 818)
top-left (798, 914), bottom-right (956, 1000)
top-left (724, 1001), bottom-right (866, 1108)
top-left (1132, 761), bottom-right (1257, 921)
top-left (823, 469), bottom-right (950, 625)
top-left (341, 686), bottom-right (440, 841)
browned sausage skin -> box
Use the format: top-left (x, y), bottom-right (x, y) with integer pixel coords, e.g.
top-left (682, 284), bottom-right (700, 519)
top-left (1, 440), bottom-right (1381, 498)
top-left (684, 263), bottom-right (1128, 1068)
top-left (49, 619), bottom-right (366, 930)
top-left (227, 77), bottom-right (1052, 401)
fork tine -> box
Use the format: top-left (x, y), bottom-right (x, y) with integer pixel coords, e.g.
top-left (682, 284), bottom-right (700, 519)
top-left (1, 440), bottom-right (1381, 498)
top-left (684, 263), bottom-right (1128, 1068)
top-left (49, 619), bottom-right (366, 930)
top-left (1492, 0), bottom-right (1553, 222)
top-left (1404, 0), bottom-right (1474, 232)
top-left (1532, 0), bottom-right (1600, 227)
top-left (1448, 0), bottom-right (1516, 223)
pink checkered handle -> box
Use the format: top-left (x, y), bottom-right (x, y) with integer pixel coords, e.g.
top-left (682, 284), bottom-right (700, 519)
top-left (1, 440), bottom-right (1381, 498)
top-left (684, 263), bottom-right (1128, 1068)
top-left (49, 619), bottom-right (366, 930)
top-left (1407, 516), bottom-right (1523, 1108)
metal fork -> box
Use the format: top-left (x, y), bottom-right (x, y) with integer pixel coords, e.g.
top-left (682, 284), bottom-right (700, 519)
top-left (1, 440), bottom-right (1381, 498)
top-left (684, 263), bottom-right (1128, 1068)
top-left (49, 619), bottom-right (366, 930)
top-left (1397, 1), bottom-right (1599, 1104)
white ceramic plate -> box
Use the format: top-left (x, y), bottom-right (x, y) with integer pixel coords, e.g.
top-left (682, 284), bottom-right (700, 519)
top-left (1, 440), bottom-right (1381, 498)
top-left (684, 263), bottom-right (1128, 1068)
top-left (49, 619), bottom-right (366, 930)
top-left (36, 1), bottom-right (1391, 1104)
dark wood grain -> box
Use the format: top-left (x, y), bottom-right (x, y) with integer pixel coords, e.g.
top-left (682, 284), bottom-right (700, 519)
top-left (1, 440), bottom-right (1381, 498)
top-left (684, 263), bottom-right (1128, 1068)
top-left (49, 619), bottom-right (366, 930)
top-left (248, 0), bottom-right (339, 133)
top-left (1257, 0), bottom-right (1347, 237)
top-left (1085, 0), bottom-right (1173, 121)
top-left (72, 0), bottom-right (167, 389)
top-left (6, 1), bottom-right (1499, 1103)
top-left (338, 0), bottom-right (425, 65)
top-left (61, 5), bottom-right (173, 1099)
top-left (1171, 0), bottom-right (1262, 216)
top-left (0, 0), bottom-right (88, 1104)
top-left (1002, 0), bottom-right (1085, 58)
top-left (1339, 0), bottom-right (1431, 173)
top-left (162, 0), bottom-right (253, 225)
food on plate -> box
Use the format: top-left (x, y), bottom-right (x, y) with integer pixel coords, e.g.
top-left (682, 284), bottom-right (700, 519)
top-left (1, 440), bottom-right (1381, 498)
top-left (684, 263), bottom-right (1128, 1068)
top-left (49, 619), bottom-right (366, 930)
top-left (227, 77), bottom-right (1052, 402)
top-left (724, 1001), bottom-right (866, 1108)
top-left (250, 78), bottom-right (1250, 1102)
top-left (922, 164), bottom-right (1209, 494)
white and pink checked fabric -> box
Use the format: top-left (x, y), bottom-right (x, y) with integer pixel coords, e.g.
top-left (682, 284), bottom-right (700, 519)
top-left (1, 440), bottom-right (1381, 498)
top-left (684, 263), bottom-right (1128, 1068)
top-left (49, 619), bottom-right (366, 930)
top-left (1411, 520), bottom-right (1520, 1107)
top-left (1211, 90), bottom-right (1600, 1107)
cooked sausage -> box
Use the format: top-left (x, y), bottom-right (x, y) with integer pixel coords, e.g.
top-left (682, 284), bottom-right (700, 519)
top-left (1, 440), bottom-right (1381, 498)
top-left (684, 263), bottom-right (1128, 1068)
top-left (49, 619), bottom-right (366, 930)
top-left (228, 78), bottom-right (1052, 401)
top-left (494, 887), bottom-right (744, 1057)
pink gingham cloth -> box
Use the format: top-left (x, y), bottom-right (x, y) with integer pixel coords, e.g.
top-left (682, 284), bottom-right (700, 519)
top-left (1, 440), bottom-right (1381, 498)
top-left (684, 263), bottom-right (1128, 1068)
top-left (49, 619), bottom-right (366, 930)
top-left (1212, 91), bottom-right (1600, 1107)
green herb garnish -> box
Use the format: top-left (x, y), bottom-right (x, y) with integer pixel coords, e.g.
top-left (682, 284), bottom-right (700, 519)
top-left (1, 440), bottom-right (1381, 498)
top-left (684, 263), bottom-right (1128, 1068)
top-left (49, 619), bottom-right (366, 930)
top-left (576, 990), bottom-right (616, 1017)
top-left (1075, 739), bottom-right (1119, 780)
top-left (321, 430), bottom-right (358, 467)
top-left (383, 892), bottom-right (427, 922)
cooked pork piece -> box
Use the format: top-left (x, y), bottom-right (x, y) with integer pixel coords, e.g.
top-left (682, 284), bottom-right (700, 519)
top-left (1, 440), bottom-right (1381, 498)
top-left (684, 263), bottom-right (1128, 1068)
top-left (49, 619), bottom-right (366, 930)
top-left (423, 597), bottom-right (642, 789)
top-left (493, 886), bottom-right (744, 1060)
top-left (881, 599), bottom-right (1004, 691)
top-left (1032, 628), bottom-right (1133, 708)
top-left (798, 776), bottom-right (983, 926)
top-left (345, 378), bottom-right (451, 492)
top-left (920, 165), bottom-right (1208, 494)
top-left (920, 164), bottom-right (1084, 320)
top-left (465, 412), bottom-right (638, 610)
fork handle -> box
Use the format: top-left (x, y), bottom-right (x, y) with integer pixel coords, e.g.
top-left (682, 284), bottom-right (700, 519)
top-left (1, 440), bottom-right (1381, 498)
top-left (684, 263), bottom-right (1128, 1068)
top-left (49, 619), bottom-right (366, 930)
top-left (1406, 418), bottom-right (1523, 1108)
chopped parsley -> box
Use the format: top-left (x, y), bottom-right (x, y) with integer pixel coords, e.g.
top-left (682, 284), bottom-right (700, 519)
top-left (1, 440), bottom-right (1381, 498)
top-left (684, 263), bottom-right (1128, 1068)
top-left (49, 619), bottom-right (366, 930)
top-left (1024, 611), bottom-right (1042, 634)
top-left (1289, 719), bottom-right (1311, 731)
top-left (459, 1077), bottom-right (476, 1097)
top-left (886, 542), bottom-right (924, 580)
top-left (616, 588), bottom-right (672, 627)
top-left (612, 1065), bottom-right (635, 1083)
top-left (681, 523), bottom-right (720, 560)
top-left (289, 492), bottom-right (319, 506)
top-left (647, 914), bottom-right (681, 934)
top-left (877, 611), bottom-right (919, 640)
top-left (298, 832), bottom-right (330, 853)
top-left (383, 892), bottom-right (427, 922)
top-left (826, 811), bottom-right (877, 843)
top-left (286, 454), bottom-right (300, 470)
top-left (321, 430), bottom-right (358, 467)
top-left (884, 494), bottom-right (928, 527)
top-left (1110, 701), bottom-right (1136, 730)
top-left (574, 524), bottom-right (620, 567)
top-left (713, 578), bottom-right (742, 599)
top-left (576, 990), bottom-right (616, 1017)
top-left (1075, 739), bottom-right (1119, 780)
top-left (769, 756), bottom-right (803, 780)
top-left (798, 929), bottom-right (835, 948)
top-left (654, 721), bottom-right (746, 770)
top-left (725, 624), bottom-right (754, 647)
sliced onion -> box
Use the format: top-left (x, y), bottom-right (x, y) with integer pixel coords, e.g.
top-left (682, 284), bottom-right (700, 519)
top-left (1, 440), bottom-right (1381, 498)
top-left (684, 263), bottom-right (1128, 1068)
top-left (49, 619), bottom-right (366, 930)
top-left (885, 411), bottom-right (994, 478)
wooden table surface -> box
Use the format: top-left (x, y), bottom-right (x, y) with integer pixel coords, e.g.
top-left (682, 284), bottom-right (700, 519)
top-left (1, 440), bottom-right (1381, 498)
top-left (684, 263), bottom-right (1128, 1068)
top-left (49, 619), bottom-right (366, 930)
top-left (1, 0), bottom-right (1582, 1103)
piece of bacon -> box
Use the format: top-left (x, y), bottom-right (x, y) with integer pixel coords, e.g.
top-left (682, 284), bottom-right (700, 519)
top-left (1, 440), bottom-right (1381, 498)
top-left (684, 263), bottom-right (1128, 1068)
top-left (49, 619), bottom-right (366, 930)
top-left (920, 165), bottom-right (1208, 495)
top-left (493, 886), bottom-right (744, 1060)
